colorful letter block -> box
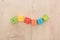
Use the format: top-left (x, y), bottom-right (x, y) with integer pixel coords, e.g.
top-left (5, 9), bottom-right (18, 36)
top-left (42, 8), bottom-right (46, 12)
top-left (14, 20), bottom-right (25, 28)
top-left (24, 17), bottom-right (31, 24)
top-left (18, 16), bottom-right (24, 22)
top-left (37, 18), bottom-right (44, 25)
top-left (31, 20), bottom-right (37, 25)
top-left (42, 15), bottom-right (49, 22)
top-left (10, 16), bottom-right (18, 24)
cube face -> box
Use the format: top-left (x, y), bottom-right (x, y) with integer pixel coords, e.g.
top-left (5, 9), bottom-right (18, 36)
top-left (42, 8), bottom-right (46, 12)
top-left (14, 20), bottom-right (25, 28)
top-left (37, 18), bottom-right (44, 25)
top-left (31, 20), bottom-right (37, 25)
top-left (18, 16), bottom-right (24, 22)
top-left (42, 15), bottom-right (49, 22)
top-left (24, 17), bottom-right (31, 24)
top-left (10, 16), bottom-right (18, 24)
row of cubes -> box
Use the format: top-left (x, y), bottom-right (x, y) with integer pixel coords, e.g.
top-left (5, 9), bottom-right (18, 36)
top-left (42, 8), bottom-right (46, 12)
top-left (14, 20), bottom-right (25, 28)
top-left (10, 15), bottom-right (49, 25)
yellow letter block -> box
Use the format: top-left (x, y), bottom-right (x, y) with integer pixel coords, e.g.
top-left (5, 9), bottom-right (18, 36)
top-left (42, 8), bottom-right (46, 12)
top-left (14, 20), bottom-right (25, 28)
top-left (18, 16), bottom-right (24, 22)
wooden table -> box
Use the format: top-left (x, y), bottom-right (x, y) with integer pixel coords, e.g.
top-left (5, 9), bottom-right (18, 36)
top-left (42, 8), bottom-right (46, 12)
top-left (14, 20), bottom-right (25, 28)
top-left (0, 0), bottom-right (60, 40)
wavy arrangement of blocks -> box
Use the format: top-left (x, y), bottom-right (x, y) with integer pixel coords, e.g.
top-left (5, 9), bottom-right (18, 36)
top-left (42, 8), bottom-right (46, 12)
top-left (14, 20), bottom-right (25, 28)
top-left (10, 15), bottom-right (49, 25)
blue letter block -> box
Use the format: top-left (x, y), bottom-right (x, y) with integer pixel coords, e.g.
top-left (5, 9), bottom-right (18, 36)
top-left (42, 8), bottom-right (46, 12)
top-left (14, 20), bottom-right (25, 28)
top-left (37, 18), bottom-right (44, 25)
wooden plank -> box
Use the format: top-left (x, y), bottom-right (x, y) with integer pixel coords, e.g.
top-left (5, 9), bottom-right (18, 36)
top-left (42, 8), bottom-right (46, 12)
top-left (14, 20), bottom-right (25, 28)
top-left (0, 0), bottom-right (60, 40)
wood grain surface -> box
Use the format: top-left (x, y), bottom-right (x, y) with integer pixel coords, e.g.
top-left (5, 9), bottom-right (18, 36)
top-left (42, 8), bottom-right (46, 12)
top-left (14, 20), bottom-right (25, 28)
top-left (0, 0), bottom-right (60, 40)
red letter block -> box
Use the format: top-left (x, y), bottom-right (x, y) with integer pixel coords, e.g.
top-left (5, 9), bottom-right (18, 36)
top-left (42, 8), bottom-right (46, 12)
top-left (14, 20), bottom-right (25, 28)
top-left (24, 17), bottom-right (31, 24)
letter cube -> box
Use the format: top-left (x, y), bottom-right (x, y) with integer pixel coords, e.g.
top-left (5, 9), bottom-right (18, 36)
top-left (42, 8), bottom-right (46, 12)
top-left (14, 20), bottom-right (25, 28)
top-left (18, 16), bottom-right (24, 22)
top-left (10, 16), bottom-right (18, 24)
top-left (37, 18), bottom-right (44, 25)
top-left (42, 15), bottom-right (49, 22)
top-left (24, 17), bottom-right (31, 24)
top-left (31, 20), bottom-right (37, 25)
